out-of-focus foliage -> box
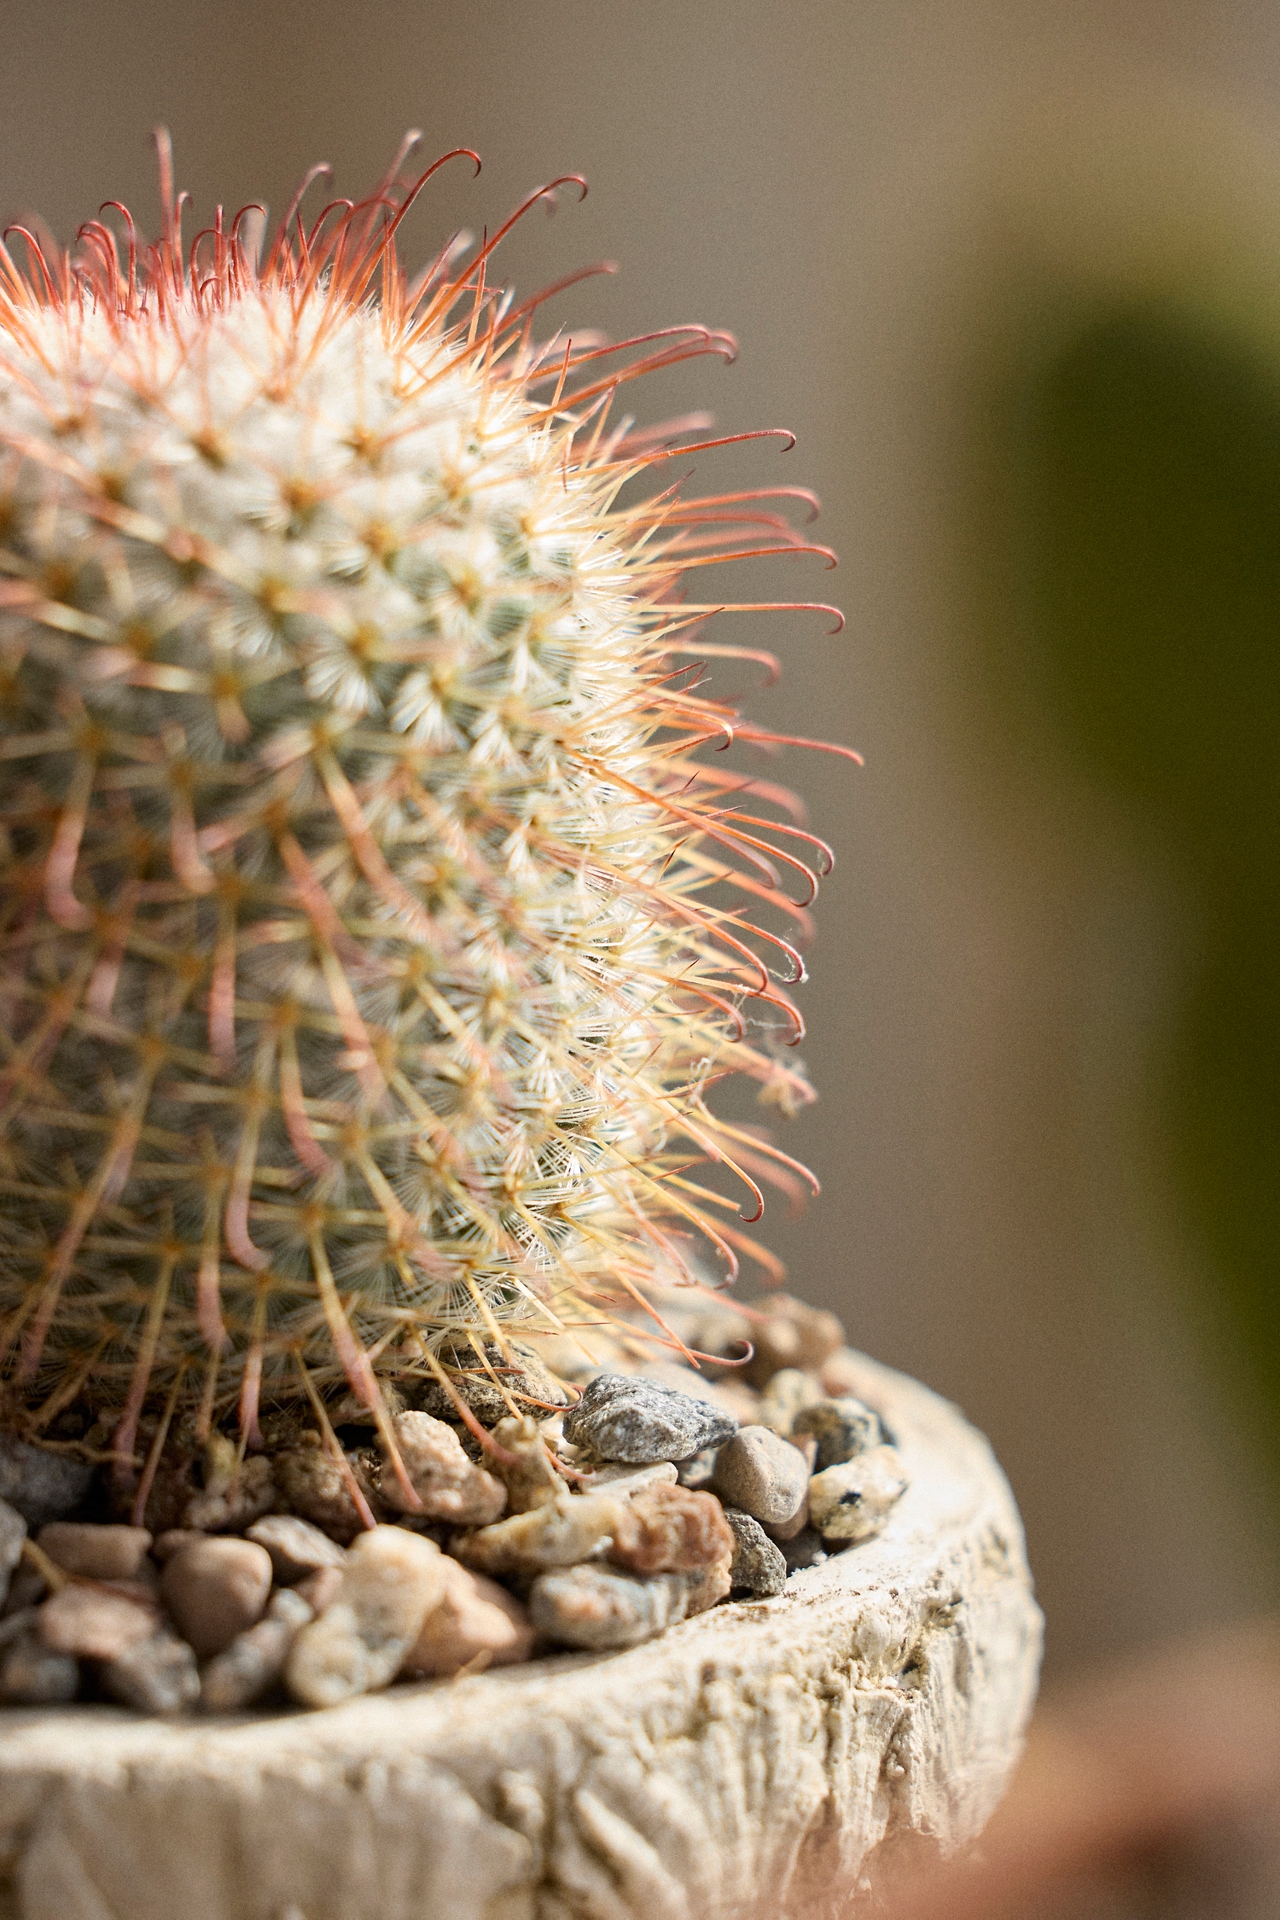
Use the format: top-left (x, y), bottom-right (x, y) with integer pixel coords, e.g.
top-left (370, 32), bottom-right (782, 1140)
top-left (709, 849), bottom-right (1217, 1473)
top-left (985, 298), bottom-right (1280, 1466)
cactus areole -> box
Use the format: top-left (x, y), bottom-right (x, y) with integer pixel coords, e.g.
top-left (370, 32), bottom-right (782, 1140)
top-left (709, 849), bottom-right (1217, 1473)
top-left (0, 135), bottom-right (851, 1498)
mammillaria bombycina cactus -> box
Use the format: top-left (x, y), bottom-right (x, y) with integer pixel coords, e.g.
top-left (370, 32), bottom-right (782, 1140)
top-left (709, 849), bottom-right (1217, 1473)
top-left (0, 134), bottom-right (850, 1510)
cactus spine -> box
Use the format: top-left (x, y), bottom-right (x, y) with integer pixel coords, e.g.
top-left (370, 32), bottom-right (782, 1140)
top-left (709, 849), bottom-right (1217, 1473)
top-left (0, 138), bottom-right (845, 1474)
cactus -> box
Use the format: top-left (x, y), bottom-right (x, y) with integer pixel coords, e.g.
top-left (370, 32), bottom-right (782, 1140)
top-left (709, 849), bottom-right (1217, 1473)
top-left (0, 136), bottom-right (847, 1486)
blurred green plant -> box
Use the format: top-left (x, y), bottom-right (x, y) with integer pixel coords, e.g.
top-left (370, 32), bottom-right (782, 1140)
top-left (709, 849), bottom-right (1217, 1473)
top-left (984, 296), bottom-right (1280, 1465)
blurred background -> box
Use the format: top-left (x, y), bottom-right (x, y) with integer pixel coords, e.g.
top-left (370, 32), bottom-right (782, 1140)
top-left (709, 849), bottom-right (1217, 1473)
top-left (4, 1), bottom-right (1280, 1892)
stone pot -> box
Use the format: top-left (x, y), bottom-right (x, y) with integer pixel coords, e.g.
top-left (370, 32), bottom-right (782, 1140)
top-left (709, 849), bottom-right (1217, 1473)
top-left (0, 1351), bottom-right (1041, 1920)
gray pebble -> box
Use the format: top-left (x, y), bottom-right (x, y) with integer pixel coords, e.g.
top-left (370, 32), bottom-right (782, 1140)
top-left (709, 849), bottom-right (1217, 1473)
top-left (808, 1445), bottom-right (909, 1543)
top-left (199, 1588), bottom-right (314, 1713)
top-left (246, 1515), bottom-right (347, 1584)
top-left (0, 1435), bottom-right (92, 1529)
top-left (528, 1565), bottom-right (692, 1650)
top-left (160, 1536), bottom-right (273, 1658)
top-left (563, 1373), bottom-right (737, 1464)
top-left (712, 1425), bottom-right (809, 1526)
top-left (0, 1497), bottom-right (26, 1603)
top-left (791, 1397), bottom-right (883, 1469)
top-left (0, 1626), bottom-right (79, 1704)
top-left (721, 1510), bottom-right (788, 1597)
top-left (101, 1630), bottom-right (200, 1714)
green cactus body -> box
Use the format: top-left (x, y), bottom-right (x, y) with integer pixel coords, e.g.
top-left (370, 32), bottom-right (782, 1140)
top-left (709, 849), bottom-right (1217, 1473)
top-left (0, 143), bottom-right (843, 1479)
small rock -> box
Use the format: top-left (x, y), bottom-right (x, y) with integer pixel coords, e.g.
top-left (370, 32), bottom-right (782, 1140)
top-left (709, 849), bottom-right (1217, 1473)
top-left (285, 1525), bottom-right (447, 1709)
top-left (808, 1445), bottom-right (909, 1543)
top-left (101, 1630), bottom-right (200, 1713)
top-left (609, 1486), bottom-right (735, 1578)
top-left (160, 1536), bottom-right (273, 1658)
top-left (246, 1515), bottom-right (347, 1583)
top-left (151, 1529), bottom-right (205, 1563)
top-left (742, 1295), bottom-right (845, 1388)
top-left (755, 1368), bottom-right (824, 1437)
top-left (0, 1496), bottom-right (26, 1601)
top-left (274, 1435), bottom-right (379, 1544)
top-left (712, 1425), bottom-right (810, 1527)
top-left (403, 1560), bottom-right (534, 1677)
top-left (0, 1434), bottom-right (92, 1528)
top-left (200, 1588), bottom-right (314, 1712)
top-left (562, 1373), bottom-right (737, 1464)
top-left (0, 1626), bottom-right (79, 1703)
top-left (761, 1494), bottom-right (811, 1544)
top-left (413, 1338), bottom-right (570, 1427)
top-left (489, 1415), bottom-right (564, 1513)
top-left (379, 1412), bottom-right (507, 1525)
top-left (294, 1564), bottom-right (344, 1616)
top-left (722, 1510), bottom-right (788, 1597)
top-left (181, 1441), bottom-right (275, 1533)
top-left (683, 1556), bottom-right (733, 1615)
top-left (528, 1565), bottom-right (693, 1651)
top-left (37, 1584), bottom-right (157, 1660)
top-left (781, 1527), bottom-right (829, 1571)
top-left (635, 1362), bottom-right (756, 1426)
top-left (791, 1397), bottom-right (883, 1470)
top-left (454, 1491), bottom-right (623, 1577)
top-left (37, 1523), bottom-right (152, 1583)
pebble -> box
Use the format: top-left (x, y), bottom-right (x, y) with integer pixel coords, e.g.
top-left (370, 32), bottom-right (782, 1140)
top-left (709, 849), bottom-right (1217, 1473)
top-left (712, 1425), bottom-right (810, 1527)
top-left (792, 1397), bottom-right (883, 1470)
top-left (583, 1460), bottom-right (679, 1497)
top-left (182, 1440), bottom-right (275, 1533)
top-left (721, 1510), bottom-right (788, 1596)
top-left (37, 1583), bottom-right (157, 1661)
top-left (528, 1565), bottom-right (694, 1651)
top-left (761, 1495), bottom-right (811, 1544)
top-left (1, 1496), bottom-right (25, 1600)
top-left (742, 1295), bottom-right (845, 1388)
top-left (683, 1556), bottom-right (734, 1615)
top-left (455, 1490), bottom-right (623, 1577)
top-left (490, 1415), bottom-right (564, 1513)
top-left (0, 1626), bottom-right (79, 1703)
top-left (755, 1368), bottom-right (824, 1437)
top-left (273, 1436), bottom-right (378, 1544)
top-left (414, 1338), bottom-right (570, 1427)
top-left (808, 1445), bottom-right (909, 1542)
top-left (285, 1525), bottom-right (447, 1709)
top-left (380, 1412), bottom-right (507, 1525)
top-left (563, 1373), bottom-right (737, 1464)
top-left (247, 1515), bottom-right (347, 1583)
top-left (0, 1434), bottom-right (92, 1529)
top-left (37, 1522), bottom-right (152, 1583)
top-left (609, 1486), bottom-right (735, 1578)
top-left (101, 1630), bottom-right (201, 1714)
top-left (199, 1587), bottom-right (314, 1712)
top-left (151, 1529), bottom-right (203, 1563)
top-left (160, 1536), bottom-right (273, 1658)
top-left (294, 1564), bottom-right (344, 1616)
top-left (636, 1362), bottom-right (757, 1426)
top-left (403, 1560), bottom-right (534, 1677)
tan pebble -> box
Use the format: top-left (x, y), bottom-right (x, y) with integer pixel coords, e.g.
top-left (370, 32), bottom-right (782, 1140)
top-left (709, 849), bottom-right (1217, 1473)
top-left (182, 1452), bottom-right (275, 1533)
top-left (808, 1445), bottom-right (909, 1542)
top-left (37, 1583), bottom-right (157, 1660)
top-left (453, 1490), bottom-right (623, 1576)
top-left (199, 1588), bottom-right (313, 1713)
top-left (37, 1522), bottom-right (152, 1582)
top-left (0, 1627), bottom-right (79, 1703)
top-left (246, 1514), bottom-right (347, 1582)
top-left (713, 1425), bottom-right (810, 1526)
top-left (609, 1485), bottom-right (735, 1577)
top-left (743, 1295), bottom-right (845, 1388)
top-left (583, 1461), bottom-right (678, 1497)
top-left (101, 1629), bottom-right (200, 1713)
top-left (403, 1560), bottom-right (533, 1677)
top-left (761, 1493), bottom-right (811, 1543)
top-left (380, 1412), bottom-right (506, 1525)
top-left (489, 1415), bottom-right (562, 1513)
top-left (293, 1564), bottom-right (344, 1616)
top-left (683, 1554), bottom-right (734, 1615)
top-left (285, 1525), bottom-right (446, 1709)
top-left (160, 1536), bottom-right (273, 1658)
top-left (755, 1368), bottom-right (824, 1437)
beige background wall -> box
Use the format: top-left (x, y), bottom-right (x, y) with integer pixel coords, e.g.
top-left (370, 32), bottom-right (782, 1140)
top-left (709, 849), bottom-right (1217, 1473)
top-left (3, 0), bottom-right (1278, 1675)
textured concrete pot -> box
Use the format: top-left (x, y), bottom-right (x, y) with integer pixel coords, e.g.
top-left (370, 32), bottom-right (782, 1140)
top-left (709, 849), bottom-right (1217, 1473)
top-left (0, 1351), bottom-right (1041, 1920)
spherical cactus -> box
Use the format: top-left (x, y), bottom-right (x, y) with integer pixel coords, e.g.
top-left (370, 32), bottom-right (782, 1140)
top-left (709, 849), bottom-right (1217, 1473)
top-left (0, 135), bottom-right (848, 1494)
